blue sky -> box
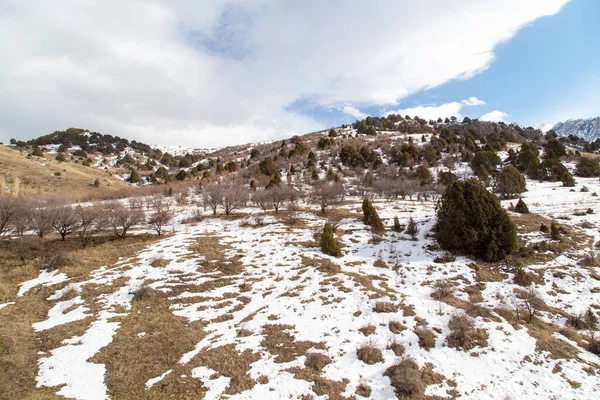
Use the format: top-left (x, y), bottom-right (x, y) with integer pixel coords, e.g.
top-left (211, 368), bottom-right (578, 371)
top-left (289, 0), bottom-right (600, 130)
top-left (0, 0), bottom-right (594, 147)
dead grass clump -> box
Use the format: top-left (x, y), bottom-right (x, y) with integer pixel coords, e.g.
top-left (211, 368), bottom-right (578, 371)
top-left (39, 250), bottom-right (72, 271)
top-left (447, 314), bottom-right (483, 350)
top-left (373, 257), bottom-right (388, 269)
top-left (131, 280), bottom-right (163, 302)
top-left (356, 344), bottom-right (384, 365)
top-left (387, 339), bottom-right (405, 356)
top-left (588, 334), bottom-right (600, 356)
top-left (384, 358), bottom-right (424, 398)
top-left (358, 324), bottom-right (377, 336)
top-left (414, 327), bottom-right (436, 350)
top-left (431, 279), bottom-right (455, 300)
top-left (193, 345), bottom-right (260, 394)
top-left (567, 309), bottom-right (598, 331)
top-left (389, 320), bottom-right (406, 334)
top-left (313, 377), bottom-right (347, 398)
top-left (305, 353), bottom-right (332, 372)
top-left (318, 258), bottom-right (341, 274)
top-left (150, 257), bottom-right (169, 268)
top-left (355, 382), bottom-right (372, 397)
top-left (373, 301), bottom-right (396, 313)
top-left (433, 253), bottom-right (456, 263)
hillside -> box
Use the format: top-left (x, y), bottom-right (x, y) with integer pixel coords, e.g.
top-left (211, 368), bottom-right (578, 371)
top-left (0, 145), bottom-right (131, 198)
top-left (1, 118), bottom-right (600, 399)
top-left (553, 117), bottom-right (600, 142)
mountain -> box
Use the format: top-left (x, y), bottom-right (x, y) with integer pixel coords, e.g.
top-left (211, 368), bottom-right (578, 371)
top-left (552, 117), bottom-right (600, 141)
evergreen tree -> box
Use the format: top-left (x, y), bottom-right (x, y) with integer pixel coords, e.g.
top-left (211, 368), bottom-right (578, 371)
top-left (362, 197), bottom-right (385, 234)
top-left (406, 216), bottom-right (419, 240)
top-left (495, 165), bottom-right (526, 198)
top-left (576, 156), bottom-right (600, 177)
top-left (320, 223), bottom-right (342, 257)
top-left (129, 169), bottom-right (141, 183)
top-left (393, 216), bottom-right (403, 233)
top-left (514, 198), bottom-right (529, 214)
top-left (437, 179), bottom-right (517, 261)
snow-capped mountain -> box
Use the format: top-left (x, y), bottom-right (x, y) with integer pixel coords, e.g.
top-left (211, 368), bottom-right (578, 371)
top-left (552, 117), bottom-right (600, 141)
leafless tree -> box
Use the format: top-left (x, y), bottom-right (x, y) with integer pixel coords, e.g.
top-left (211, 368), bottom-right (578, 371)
top-left (148, 203), bottom-right (173, 236)
top-left (222, 184), bottom-right (248, 216)
top-left (74, 205), bottom-right (106, 247)
top-left (0, 194), bottom-right (20, 238)
top-left (128, 196), bottom-right (144, 210)
top-left (523, 287), bottom-right (544, 323)
top-left (106, 202), bottom-right (144, 239)
top-left (52, 204), bottom-right (79, 241)
top-left (252, 189), bottom-right (272, 212)
top-left (203, 184), bottom-right (224, 216)
top-left (25, 201), bottom-right (55, 238)
top-left (309, 181), bottom-right (345, 214)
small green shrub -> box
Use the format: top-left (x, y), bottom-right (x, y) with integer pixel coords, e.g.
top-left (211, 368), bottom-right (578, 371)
top-left (320, 223), bottom-right (342, 257)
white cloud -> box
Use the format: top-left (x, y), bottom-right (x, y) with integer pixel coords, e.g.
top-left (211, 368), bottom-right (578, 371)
top-left (0, 0), bottom-right (570, 146)
top-left (480, 110), bottom-right (510, 122)
top-left (386, 102), bottom-right (464, 122)
top-left (342, 106), bottom-right (368, 120)
top-left (461, 97), bottom-right (486, 106)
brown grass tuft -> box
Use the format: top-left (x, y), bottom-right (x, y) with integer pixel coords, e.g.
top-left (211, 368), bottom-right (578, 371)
top-left (414, 327), bottom-right (436, 350)
top-left (384, 358), bottom-right (424, 398)
top-left (304, 353), bottom-right (332, 372)
top-left (356, 344), bottom-right (384, 365)
top-left (373, 301), bottom-right (396, 313)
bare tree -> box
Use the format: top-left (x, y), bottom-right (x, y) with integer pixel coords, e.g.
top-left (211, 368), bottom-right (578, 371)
top-left (106, 202), bottom-right (144, 239)
top-left (25, 201), bottom-right (55, 238)
top-left (203, 184), bottom-right (224, 216)
top-left (522, 287), bottom-right (544, 323)
top-left (309, 181), bottom-right (345, 214)
top-left (52, 204), bottom-right (79, 241)
top-left (0, 194), bottom-right (20, 238)
top-left (148, 203), bottom-right (174, 236)
top-left (75, 205), bottom-right (106, 247)
top-left (222, 184), bottom-right (248, 216)
top-left (252, 189), bottom-right (272, 212)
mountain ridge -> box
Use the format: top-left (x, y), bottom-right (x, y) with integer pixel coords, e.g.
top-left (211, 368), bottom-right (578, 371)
top-left (552, 116), bottom-right (600, 142)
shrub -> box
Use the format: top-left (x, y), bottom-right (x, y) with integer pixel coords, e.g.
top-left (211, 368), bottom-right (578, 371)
top-left (356, 345), bottom-right (383, 365)
top-left (446, 314), bottom-right (476, 350)
top-left (414, 327), bottom-right (436, 350)
top-left (128, 169), bottom-right (141, 183)
top-left (393, 216), bottom-right (403, 233)
top-left (471, 151), bottom-right (501, 174)
top-left (131, 280), bottom-right (162, 302)
top-left (550, 221), bottom-right (560, 240)
top-left (540, 223), bottom-right (549, 233)
top-left (406, 216), bottom-right (418, 240)
top-left (575, 156), bottom-right (600, 177)
top-left (320, 223), bottom-right (342, 257)
top-left (514, 198), bottom-right (529, 214)
top-left (514, 266), bottom-right (532, 286)
top-left (436, 179), bottom-right (517, 261)
top-left (362, 197), bottom-right (384, 234)
top-left (385, 358), bottom-right (424, 398)
top-left (495, 165), bottom-right (526, 198)
top-left (589, 334), bottom-right (600, 356)
top-left (43, 251), bottom-right (72, 271)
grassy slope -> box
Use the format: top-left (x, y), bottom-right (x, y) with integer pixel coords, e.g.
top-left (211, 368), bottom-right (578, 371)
top-left (0, 145), bottom-right (131, 198)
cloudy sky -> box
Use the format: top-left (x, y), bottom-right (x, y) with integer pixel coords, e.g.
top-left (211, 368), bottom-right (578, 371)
top-left (1, 0), bottom-right (598, 147)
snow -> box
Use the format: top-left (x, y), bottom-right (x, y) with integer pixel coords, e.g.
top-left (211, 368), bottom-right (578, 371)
top-left (18, 269), bottom-right (69, 296)
top-left (0, 302), bottom-right (15, 310)
top-left (33, 296), bottom-right (89, 331)
top-left (145, 369), bottom-right (172, 390)
top-left (37, 313), bottom-right (121, 400)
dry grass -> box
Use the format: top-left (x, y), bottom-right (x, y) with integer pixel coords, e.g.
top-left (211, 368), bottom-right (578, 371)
top-left (389, 320), bottom-right (406, 334)
top-left (92, 297), bottom-right (206, 399)
top-left (312, 377), bottom-right (347, 399)
top-left (384, 358), bottom-right (424, 398)
top-left (373, 301), bottom-right (396, 313)
top-left (358, 324), bottom-right (377, 336)
top-left (261, 324), bottom-right (325, 363)
top-left (446, 314), bottom-right (488, 351)
top-left (0, 144), bottom-right (130, 198)
top-left (387, 338), bottom-right (405, 356)
top-left (356, 344), bottom-right (384, 365)
top-left (414, 327), bottom-right (437, 350)
top-left (304, 353), bottom-right (332, 372)
top-left (188, 234), bottom-right (243, 275)
top-left (355, 383), bottom-right (372, 397)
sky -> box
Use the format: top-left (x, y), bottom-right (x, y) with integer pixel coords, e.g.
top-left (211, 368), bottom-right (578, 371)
top-left (0, 0), bottom-right (597, 148)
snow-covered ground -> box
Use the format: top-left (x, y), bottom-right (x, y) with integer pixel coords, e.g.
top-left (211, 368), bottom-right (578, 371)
top-left (11, 176), bottom-right (600, 399)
